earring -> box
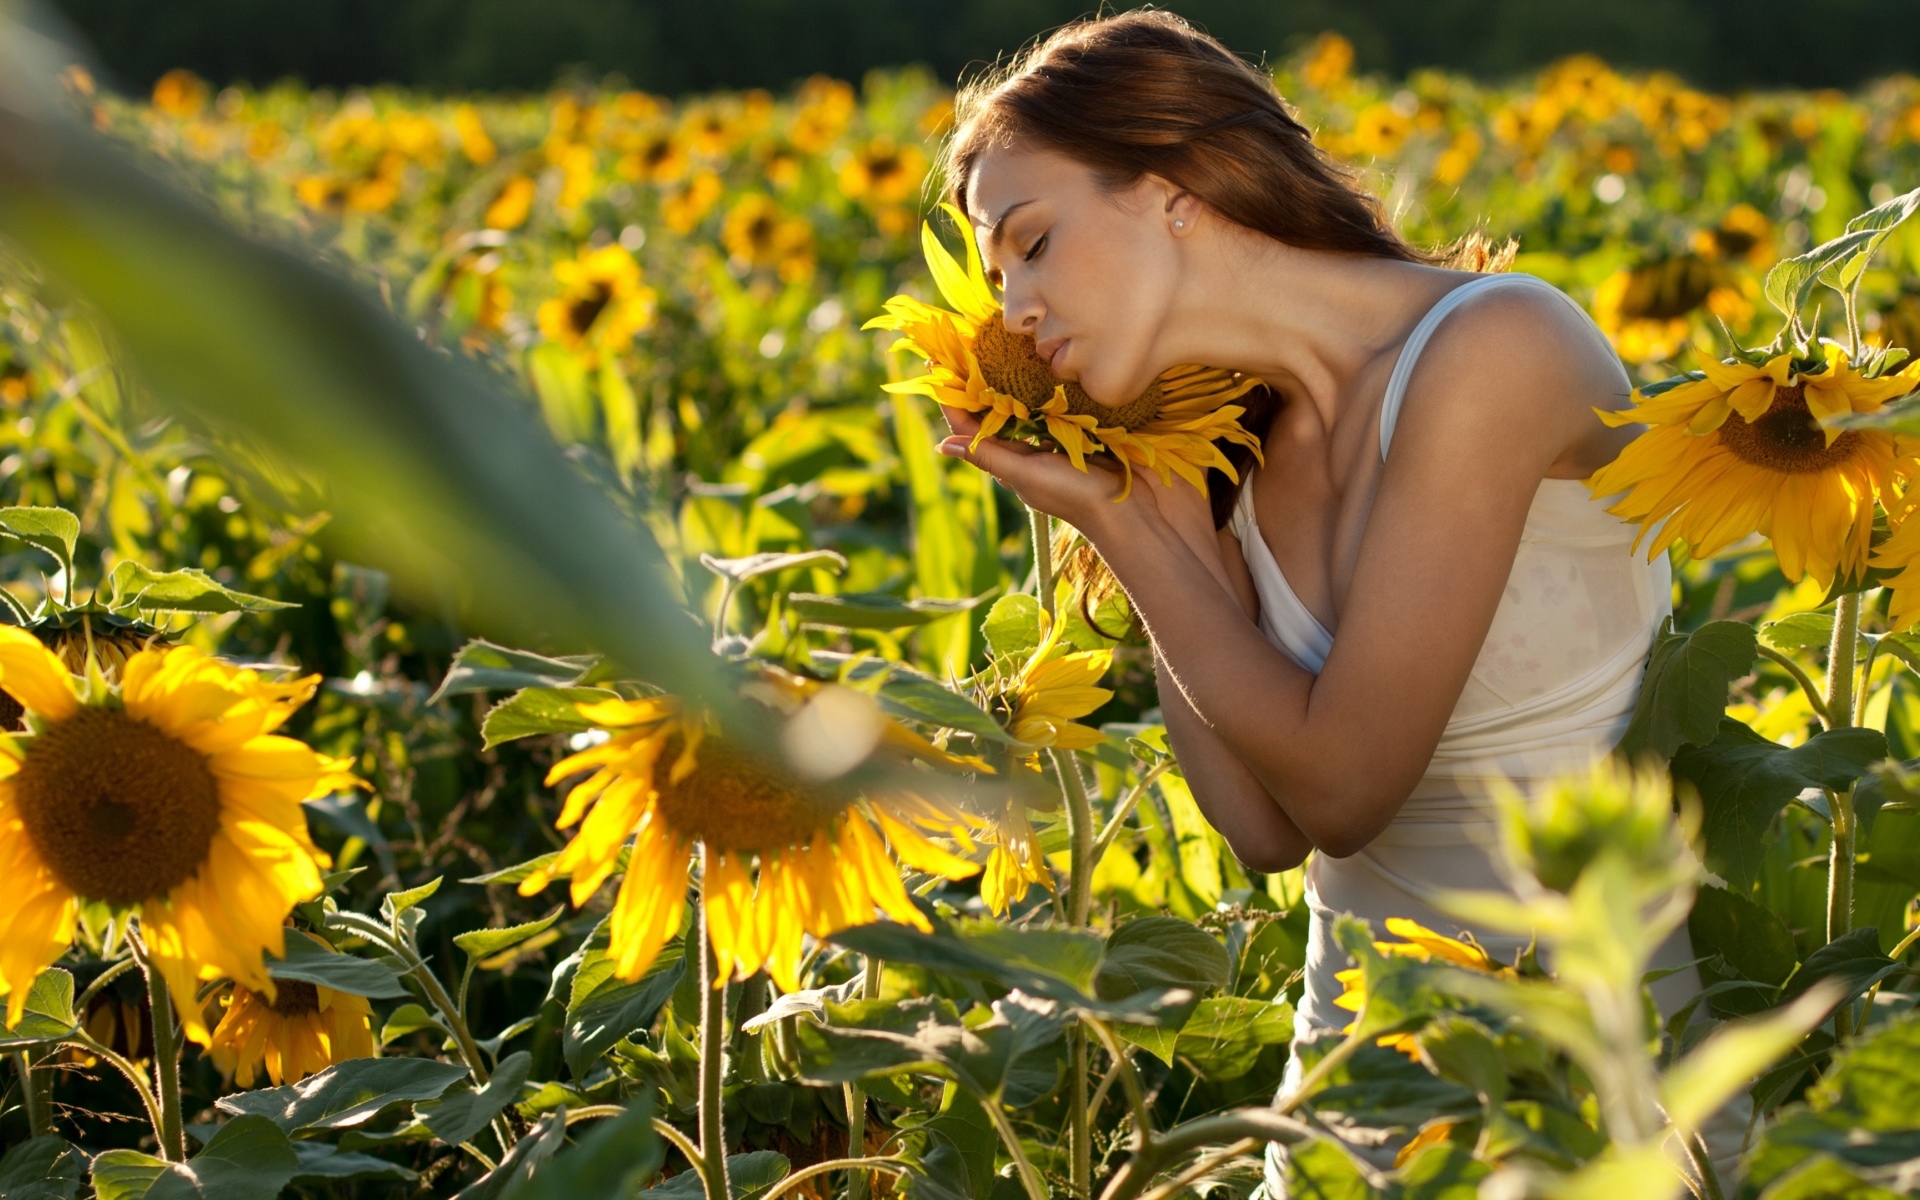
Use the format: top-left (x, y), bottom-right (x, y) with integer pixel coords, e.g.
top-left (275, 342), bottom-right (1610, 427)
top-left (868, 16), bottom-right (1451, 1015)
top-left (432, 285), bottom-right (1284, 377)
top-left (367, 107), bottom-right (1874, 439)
top-left (1174, 219), bottom-right (1185, 228)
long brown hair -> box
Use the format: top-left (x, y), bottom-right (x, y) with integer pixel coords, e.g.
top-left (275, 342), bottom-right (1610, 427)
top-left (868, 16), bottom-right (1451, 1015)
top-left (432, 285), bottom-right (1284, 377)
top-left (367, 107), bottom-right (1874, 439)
top-left (942, 11), bottom-right (1508, 628)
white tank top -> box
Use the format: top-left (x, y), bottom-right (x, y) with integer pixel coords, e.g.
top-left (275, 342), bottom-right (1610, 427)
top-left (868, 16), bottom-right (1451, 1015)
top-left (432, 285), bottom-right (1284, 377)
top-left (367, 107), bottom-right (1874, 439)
top-left (1228, 272), bottom-right (1672, 820)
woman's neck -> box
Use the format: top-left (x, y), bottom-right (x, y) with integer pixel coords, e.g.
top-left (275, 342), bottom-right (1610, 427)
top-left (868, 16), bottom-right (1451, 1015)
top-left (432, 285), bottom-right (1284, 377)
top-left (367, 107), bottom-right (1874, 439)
top-left (1156, 231), bottom-right (1466, 441)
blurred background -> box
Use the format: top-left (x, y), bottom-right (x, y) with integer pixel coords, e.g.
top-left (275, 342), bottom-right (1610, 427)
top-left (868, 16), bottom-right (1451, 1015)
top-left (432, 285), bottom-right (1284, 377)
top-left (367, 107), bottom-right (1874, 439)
top-left (46, 0), bottom-right (1920, 96)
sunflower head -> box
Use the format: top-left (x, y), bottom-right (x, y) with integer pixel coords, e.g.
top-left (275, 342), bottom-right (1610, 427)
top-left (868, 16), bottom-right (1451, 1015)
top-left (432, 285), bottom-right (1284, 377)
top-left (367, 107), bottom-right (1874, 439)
top-left (537, 246), bottom-right (656, 356)
top-left (1332, 917), bottom-right (1516, 1058)
top-left (1592, 253), bottom-right (1734, 362)
top-left (207, 973), bottom-right (376, 1088)
top-left (1589, 346), bottom-right (1917, 588)
top-left (868, 207), bottom-right (1264, 498)
top-left (0, 632), bottom-right (354, 1037)
top-left (522, 665), bottom-right (987, 989)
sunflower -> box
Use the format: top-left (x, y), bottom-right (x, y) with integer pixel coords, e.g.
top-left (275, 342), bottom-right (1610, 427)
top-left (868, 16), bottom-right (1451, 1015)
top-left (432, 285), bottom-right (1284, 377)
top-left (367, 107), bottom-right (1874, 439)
top-left (536, 246), bottom-right (656, 358)
top-left (721, 194), bottom-right (816, 282)
top-left (1591, 253), bottom-right (1745, 363)
top-left (1333, 918), bottom-right (1516, 1056)
top-left (0, 635), bottom-right (355, 1040)
top-left (1587, 346), bottom-right (1917, 589)
top-left (865, 206), bottom-right (1265, 500)
top-left (520, 666), bottom-right (988, 991)
top-left (207, 977), bottom-right (376, 1088)
top-left (483, 175), bottom-right (536, 231)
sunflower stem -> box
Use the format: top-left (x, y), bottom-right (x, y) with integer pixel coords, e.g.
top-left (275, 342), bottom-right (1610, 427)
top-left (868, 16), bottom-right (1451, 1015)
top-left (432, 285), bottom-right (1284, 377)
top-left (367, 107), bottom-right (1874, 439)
top-left (1756, 645), bottom-right (1833, 728)
top-left (1030, 505), bottom-right (1055, 619)
top-left (15, 1050), bottom-right (49, 1137)
top-left (697, 847), bottom-right (732, 1200)
top-left (1825, 592), bottom-right (1860, 1008)
top-left (1053, 743), bottom-right (1096, 1197)
top-left (845, 955), bottom-right (884, 1200)
top-left (131, 936), bottom-right (187, 1162)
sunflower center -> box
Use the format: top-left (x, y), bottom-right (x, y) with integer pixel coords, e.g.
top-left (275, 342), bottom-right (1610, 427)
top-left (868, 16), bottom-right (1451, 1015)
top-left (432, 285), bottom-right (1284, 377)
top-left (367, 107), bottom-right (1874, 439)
top-left (974, 319), bottom-right (1163, 429)
top-left (1717, 383), bottom-right (1861, 474)
top-left (265, 980), bottom-right (320, 1017)
top-left (568, 284), bottom-right (612, 336)
top-left (652, 741), bottom-right (837, 855)
top-left (1621, 255), bottom-right (1720, 321)
top-left (14, 707), bottom-right (222, 907)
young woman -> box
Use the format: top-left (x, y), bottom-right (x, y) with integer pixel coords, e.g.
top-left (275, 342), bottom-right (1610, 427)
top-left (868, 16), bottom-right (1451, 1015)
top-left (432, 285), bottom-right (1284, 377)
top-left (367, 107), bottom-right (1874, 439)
top-left (928, 10), bottom-right (1747, 1190)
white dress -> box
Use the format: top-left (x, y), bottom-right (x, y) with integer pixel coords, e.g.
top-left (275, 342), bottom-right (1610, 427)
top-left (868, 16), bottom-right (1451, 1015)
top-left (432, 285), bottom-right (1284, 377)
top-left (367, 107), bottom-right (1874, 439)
top-left (1231, 273), bottom-right (1746, 1188)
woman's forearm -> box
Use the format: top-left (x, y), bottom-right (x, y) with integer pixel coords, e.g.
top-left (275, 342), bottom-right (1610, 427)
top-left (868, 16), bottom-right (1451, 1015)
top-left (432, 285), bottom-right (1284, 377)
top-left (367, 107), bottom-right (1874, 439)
top-left (1085, 505), bottom-right (1420, 855)
top-left (1154, 648), bottom-right (1313, 872)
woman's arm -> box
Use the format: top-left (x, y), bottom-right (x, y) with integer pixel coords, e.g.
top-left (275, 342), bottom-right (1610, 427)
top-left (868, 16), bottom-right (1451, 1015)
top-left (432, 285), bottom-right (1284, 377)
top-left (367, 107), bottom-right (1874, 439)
top-left (942, 288), bottom-right (1619, 859)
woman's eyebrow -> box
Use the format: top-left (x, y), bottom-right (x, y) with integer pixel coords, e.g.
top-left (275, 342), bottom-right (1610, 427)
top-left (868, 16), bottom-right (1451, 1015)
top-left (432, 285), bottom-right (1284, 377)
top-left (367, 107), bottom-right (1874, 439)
top-left (983, 199), bottom-right (1034, 247)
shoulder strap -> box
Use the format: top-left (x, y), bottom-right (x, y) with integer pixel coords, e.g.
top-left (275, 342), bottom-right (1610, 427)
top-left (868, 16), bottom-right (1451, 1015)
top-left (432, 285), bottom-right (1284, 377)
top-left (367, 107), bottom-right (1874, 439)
top-left (1377, 274), bottom-right (1593, 461)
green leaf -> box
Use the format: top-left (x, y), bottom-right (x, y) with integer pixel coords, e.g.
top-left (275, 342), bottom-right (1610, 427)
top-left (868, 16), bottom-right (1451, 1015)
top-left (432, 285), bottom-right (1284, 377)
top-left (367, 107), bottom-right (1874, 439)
top-left (461, 853), bottom-right (561, 887)
top-left (1172, 995), bottom-right (1294, 1080)
top-left (1094, 916), bottom-right (1228, 1062)
top-left (287, 1142), bottom-right (417, 1184)
top-left (454, 1107), bottom-right (568, 1200)
top-left (565, 940), bottom-right (686, 1078)
top-left (789, 591), bottom-right (987, 630)
top-left (103, 562), bottom-right (293, 615)
top-left (215, 1057), bottom-right (470, 1131)
top-left (0, 967), bottom-right (77, 1048)
top-left (981, 593), bottom-right (1042, 662)
top-left (814, 654), bottom-right (1016, 744)
top-left (1673, 719), bottom-right (1887, 889)
top-left (497, 1099), bottom-right (662, 1200)
top-left (831, 916), bottom-right (1129, 1015)
top-left (1745, 1010), bottom-right (1920, 1194)
top-left (0, 47), bottom-right (741, 739)
top-left (1781, 928), bottom-right (1900, 1011)
top-left (795, 992), bottom-right (1067, 1106)
top-left (1761, 612), bottom-right (1866, 657)
top-left (266, 929), bottom-right (409, 1000)
top-left (1828, 185), bottom-right (1920, 290)
top-left (0, 506), bottom-right (77, 579)
top-left (698, 549), bottom-right (847, 584)
top-left (1281, 1138), bottom-right (1374, 1200)
top-left (381, 876), bottom-right (444, 923)
top-left (96, 1117), bottom-right (301, 1200)
top-left (0, 1135), bottom-right (83, 1200)
top-left (88, 1152), bottom-right (168, 1200)
top-left (418, 1051), bottom-right (532, 1148)
top-left (1688, 885), bottom-right (1799, 993)
top-left (481, 687), bottom-right (620, 749)
top-left (454, 911), bottom-right (563, 963)
top-left (379, 1003), bottom-right (447, 1047)
top-left (639, 1150), bottom-right (790, 1198)
top-left (1615, 620), bottom-right (1758, 762)
top-left (1764, 253), bottom-right (1827, 322)
top-left (430, 638), bottom-right (597, 702)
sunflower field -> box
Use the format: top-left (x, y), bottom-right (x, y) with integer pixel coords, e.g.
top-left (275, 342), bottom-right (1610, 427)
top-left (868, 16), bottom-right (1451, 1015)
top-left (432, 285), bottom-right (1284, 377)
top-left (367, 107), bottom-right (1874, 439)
top-left (2, 12), bottom-right (1920, 1200)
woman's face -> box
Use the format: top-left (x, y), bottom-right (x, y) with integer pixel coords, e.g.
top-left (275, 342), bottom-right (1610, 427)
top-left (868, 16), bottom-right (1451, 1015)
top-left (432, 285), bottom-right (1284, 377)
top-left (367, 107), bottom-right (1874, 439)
top-left (966, 143), bottom-right (1183, 407)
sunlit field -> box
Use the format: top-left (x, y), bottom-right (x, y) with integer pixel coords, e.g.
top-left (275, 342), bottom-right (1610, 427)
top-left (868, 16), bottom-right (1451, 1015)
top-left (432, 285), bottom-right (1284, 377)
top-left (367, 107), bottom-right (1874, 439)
top-left (0, 30), bottom-right (1917, 1200)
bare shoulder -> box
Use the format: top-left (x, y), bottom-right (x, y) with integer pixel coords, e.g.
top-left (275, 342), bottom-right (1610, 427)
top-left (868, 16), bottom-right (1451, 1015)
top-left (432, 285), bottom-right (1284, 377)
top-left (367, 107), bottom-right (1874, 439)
top-left (1396, 275), bottom-right (1632, 473)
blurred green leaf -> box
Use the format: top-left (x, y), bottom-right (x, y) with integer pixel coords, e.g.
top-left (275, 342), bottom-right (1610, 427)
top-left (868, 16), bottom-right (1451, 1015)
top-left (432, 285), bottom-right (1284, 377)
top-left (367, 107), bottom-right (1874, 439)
top-left (638, 1150), bottom-right (788, 1199)
top-left (92, 1115), bottom-right (298, 1200)
top-left (1172, 996), bottom-right (1294, 1080)
top-left (0, 505), bottom-right (77, 584)
top-left (0, 31), bottom-right (738, 728)
top-left (287, 1143), bottom-right (417, 1185)
top-left (565, 940), bottom-right (685, 1078)
top-left (454, 1107), bottom-right (567, 1200)
top-left (788, 590), bottom-right (986, 630)
top-left (499, 1099), bottom-right (662, 1200)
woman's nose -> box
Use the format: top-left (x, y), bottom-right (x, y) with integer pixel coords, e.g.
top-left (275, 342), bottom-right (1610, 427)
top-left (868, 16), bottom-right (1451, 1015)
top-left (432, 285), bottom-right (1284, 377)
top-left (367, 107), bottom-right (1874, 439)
top-left (1000, 280), bottom-right (1043, 335)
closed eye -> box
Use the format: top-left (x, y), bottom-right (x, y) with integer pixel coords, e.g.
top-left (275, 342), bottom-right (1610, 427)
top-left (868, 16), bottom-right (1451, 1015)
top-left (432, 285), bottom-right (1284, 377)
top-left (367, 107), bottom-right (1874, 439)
top-left (1023, 233), bottom-right (1048, 262)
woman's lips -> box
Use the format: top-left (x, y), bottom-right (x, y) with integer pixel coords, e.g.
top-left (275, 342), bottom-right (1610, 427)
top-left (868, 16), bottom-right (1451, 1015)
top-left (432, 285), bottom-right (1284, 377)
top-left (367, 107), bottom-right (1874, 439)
top-left (1046, 337), bottom-right (1071, 374)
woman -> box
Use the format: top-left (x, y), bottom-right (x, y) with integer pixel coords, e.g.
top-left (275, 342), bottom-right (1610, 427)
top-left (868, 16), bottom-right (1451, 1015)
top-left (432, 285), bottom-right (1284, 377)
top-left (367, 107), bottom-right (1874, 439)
top-left (927, 10), bottom-right (1746, 1192)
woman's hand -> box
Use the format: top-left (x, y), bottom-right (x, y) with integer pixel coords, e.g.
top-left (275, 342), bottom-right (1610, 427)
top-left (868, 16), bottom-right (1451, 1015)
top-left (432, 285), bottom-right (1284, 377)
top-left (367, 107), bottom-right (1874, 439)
top-left (934, 405), bottom-right (1127, 529)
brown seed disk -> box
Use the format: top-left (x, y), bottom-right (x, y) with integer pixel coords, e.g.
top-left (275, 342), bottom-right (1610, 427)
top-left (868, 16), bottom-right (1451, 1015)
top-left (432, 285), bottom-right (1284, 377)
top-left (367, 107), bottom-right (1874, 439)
top-left (973, 319), bottom-right (1162, 430)
top-left (265, 980), bottom-right (320, 1017)
top-left (649, 741), bottom-right (835, 855)
top-left (13, 707), bottom-right (222, 906)
top-left (1718, 383), bottom-right (1862, 475)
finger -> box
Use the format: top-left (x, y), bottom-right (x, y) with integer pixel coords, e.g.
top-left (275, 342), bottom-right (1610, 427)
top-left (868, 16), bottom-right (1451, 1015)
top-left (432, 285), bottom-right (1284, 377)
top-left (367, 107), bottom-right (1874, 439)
top-left (938, 404), bottom-right (982, 437)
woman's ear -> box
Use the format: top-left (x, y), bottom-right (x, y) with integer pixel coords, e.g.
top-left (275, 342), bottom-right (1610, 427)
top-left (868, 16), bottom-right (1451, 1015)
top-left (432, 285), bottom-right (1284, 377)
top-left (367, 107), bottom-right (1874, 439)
top-left (1166, 187), bottom-right (1203, 236)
